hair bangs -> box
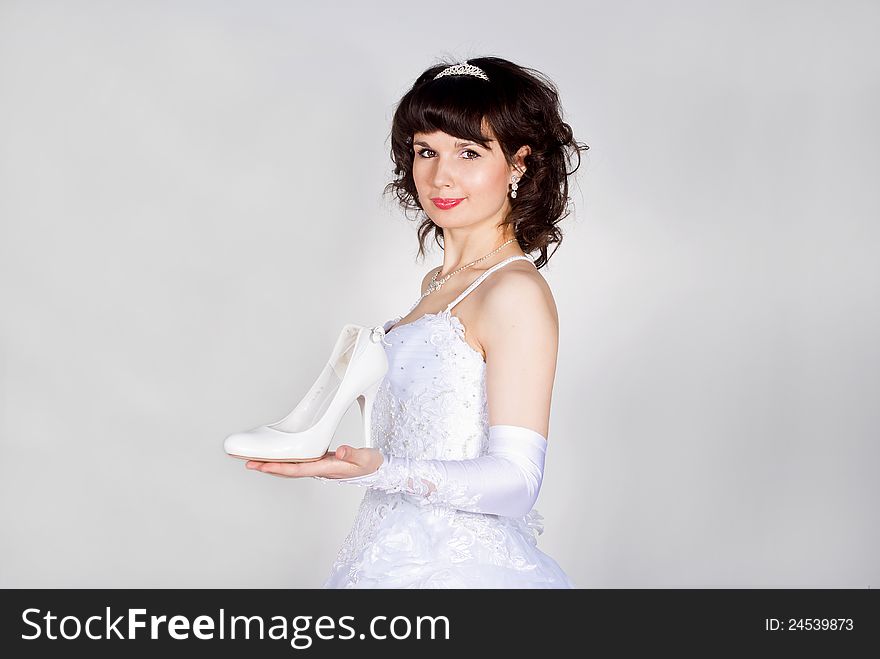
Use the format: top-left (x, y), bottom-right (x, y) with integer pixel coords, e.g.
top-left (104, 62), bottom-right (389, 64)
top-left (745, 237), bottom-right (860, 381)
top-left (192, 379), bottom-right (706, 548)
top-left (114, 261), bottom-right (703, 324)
top-left (401, 77), bottom-right (498, 148)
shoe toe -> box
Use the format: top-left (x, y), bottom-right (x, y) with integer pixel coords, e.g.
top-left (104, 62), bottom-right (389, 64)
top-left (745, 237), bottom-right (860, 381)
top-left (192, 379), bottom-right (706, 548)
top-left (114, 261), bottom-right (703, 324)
top-left (224, 431), bottom-right (255, 456)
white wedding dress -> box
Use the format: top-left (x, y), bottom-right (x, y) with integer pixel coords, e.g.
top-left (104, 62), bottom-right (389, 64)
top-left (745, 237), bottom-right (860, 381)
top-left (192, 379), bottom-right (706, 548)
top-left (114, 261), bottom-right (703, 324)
top-left (319, 255), bottom-right (576, 588)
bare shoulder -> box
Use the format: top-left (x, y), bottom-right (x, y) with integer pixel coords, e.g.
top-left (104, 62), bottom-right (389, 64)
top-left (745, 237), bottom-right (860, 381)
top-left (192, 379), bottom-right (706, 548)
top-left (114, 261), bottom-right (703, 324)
top-left (475, 261), bottom-right (559, 347)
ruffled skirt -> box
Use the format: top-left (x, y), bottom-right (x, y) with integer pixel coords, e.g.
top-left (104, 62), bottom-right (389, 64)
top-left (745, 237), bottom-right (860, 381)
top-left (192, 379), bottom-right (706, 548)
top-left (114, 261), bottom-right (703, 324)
top-left (323, 489), bottom-right (576, 589)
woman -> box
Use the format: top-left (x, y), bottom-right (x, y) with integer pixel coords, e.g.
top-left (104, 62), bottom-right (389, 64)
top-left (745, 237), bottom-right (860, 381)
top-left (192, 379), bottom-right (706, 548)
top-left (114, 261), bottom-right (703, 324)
top-left (245, 57), bottom-right (588, 588)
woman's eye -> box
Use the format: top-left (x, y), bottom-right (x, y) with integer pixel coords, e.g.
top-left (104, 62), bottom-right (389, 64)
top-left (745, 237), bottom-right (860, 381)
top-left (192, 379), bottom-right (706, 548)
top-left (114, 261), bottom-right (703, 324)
top-left (415, 148), bottom-right (481, 160)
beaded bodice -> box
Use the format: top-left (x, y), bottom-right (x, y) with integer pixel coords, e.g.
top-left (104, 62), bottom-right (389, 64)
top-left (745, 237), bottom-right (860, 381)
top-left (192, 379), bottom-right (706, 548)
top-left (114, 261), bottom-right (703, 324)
top-left (372, 310), bottom-right (488, 461)
top-left (370, 255), bottom-right (533, 462)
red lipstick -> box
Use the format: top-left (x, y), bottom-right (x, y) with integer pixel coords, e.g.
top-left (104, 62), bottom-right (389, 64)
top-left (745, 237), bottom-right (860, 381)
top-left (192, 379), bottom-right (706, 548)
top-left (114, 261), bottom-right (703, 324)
top-left (431, 198), bottom-right (464, 210)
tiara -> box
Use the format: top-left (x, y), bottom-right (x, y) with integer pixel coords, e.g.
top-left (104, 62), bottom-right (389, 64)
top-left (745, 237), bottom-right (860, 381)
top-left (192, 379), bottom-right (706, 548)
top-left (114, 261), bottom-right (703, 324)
top-left (433, 62), bottom-right (490, 82)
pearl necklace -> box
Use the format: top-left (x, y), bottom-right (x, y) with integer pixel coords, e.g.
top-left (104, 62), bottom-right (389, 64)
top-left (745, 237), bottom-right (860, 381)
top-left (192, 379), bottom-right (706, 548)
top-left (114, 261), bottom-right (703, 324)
top-left (421, 238), bottom-right (518, 299)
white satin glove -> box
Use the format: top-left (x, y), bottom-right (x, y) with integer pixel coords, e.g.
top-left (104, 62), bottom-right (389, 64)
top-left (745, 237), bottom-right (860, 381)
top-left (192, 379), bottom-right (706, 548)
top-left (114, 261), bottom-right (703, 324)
top-left (314, 424), bottom-right (547, 518)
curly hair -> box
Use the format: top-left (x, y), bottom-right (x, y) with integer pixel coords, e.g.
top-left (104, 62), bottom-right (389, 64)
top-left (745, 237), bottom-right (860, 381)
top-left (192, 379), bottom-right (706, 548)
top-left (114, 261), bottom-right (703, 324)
top-left (383, 56), bottom-right (589, 270)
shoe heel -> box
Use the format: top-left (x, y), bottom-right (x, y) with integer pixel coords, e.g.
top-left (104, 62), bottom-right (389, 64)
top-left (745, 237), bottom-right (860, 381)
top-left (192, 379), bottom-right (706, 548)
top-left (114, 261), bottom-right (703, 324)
top-left (356, 378), bottom-right (382, 448)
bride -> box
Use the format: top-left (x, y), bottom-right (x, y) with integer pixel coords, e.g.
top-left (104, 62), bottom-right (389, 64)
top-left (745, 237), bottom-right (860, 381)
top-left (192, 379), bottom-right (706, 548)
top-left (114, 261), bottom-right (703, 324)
top-left (244, 56), bottom-right (588, 588)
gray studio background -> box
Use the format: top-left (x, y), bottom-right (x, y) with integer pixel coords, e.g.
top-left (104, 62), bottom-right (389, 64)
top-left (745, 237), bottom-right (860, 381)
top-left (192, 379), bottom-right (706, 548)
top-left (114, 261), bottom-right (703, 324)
top-left (1, 0), bottom-right (877, 588)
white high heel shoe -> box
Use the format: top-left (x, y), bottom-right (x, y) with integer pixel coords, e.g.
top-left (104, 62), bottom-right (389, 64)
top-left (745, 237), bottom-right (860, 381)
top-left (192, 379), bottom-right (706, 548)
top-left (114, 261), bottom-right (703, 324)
top-left (224, 323), bottom-right (389, 462)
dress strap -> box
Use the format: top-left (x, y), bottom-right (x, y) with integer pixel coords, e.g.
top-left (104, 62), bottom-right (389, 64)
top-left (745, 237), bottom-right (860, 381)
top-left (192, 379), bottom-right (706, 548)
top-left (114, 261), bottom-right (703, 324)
top-left (445, 255), bottom-right (535, 312)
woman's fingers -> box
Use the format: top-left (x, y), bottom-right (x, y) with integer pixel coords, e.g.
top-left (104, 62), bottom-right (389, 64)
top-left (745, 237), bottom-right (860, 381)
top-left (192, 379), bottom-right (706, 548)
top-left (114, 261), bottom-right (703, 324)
top-left (244, 451), bottom-right (358, 479)
top-left (335, 445), bottom-right (362, 463)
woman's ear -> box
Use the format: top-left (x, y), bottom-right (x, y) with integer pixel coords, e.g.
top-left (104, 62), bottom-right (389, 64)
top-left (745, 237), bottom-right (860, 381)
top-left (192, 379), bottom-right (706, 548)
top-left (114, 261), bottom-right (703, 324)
top-left (513, 144), bottom-right (531, 176)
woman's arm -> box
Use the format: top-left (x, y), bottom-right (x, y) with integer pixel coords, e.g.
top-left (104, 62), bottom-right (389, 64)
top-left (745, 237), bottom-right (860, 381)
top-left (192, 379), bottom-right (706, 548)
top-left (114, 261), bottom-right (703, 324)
top-left (479, 267), bottom-right (558, 435)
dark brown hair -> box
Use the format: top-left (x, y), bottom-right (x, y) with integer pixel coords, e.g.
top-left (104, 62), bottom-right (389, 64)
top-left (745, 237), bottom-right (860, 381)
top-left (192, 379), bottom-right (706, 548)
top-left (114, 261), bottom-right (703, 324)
top-left (383, 56), bottom-right (589, 270)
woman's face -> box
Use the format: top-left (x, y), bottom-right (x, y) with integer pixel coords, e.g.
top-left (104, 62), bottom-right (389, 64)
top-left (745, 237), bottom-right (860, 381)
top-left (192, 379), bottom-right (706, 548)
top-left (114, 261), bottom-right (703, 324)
top-left (411, 124), bottom-right (519, 229)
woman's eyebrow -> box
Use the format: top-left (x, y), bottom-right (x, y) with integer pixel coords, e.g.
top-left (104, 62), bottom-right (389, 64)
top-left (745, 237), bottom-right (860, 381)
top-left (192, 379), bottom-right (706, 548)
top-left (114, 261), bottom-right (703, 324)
top-left (412, 139), bottom-right (492, 148)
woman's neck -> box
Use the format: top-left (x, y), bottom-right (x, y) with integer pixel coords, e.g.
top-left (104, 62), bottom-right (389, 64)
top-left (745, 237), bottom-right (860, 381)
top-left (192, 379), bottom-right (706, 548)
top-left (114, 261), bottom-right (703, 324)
top-left (439, 233), bottom-right (523, 276)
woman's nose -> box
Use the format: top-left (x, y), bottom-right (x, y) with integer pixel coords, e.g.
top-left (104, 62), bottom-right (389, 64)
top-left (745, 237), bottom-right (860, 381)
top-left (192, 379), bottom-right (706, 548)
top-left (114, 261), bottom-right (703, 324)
top-left (430, 157), bottom-right (457, 189)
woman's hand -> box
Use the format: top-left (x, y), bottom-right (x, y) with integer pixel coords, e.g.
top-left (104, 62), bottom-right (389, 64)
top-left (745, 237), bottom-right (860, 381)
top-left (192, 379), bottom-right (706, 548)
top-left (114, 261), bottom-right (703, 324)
top-left (245, 445), bottom-right (384, 479)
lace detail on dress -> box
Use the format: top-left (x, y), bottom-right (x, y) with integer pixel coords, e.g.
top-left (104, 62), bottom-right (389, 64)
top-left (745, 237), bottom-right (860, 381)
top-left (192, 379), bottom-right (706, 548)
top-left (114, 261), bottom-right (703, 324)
top-left (376, 311), bottom-right (488, 460)
top-left (324, 452), bottom-right (486, 511)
